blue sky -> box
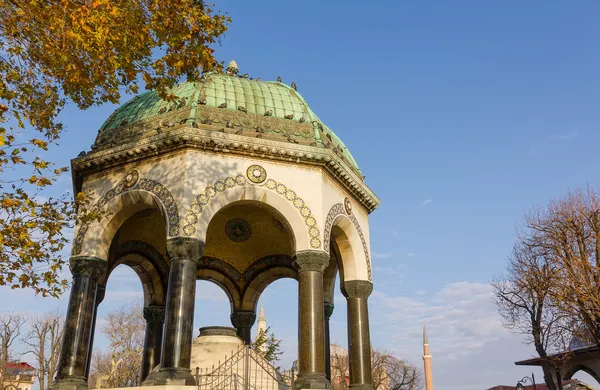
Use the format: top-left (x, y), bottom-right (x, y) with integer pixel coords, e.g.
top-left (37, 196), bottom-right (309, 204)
top-left (2, 1), bottom-right (600, 390)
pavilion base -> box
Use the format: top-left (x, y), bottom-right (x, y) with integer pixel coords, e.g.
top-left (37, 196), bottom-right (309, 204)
top-left (294, 373), bottom-right (330, 389)
top-left (142, 368), bottom-right (196, 386)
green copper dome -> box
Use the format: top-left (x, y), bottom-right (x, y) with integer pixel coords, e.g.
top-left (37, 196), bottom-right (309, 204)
top-left (96, 63), bottom-right (360, 173)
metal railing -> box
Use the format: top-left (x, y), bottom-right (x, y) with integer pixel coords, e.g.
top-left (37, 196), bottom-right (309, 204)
top-left (195, 345), bottom-right (289, 390)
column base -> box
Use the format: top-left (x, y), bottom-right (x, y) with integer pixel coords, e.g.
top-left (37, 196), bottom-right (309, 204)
top-left (49, 377), bottom-right (88, 390)
top-left (294, 373), bottom-right (330, 389)
top-left (349, 385), bottom-right (374, 390)
top-left (141, 368), bottom-right (196, 386)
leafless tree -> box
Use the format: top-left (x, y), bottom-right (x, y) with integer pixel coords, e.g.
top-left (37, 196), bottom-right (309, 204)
top-left (522, 187), bottom-right (600, 347)
top-left (330, 344), bottom-right (422, 390)
top-left (88, 302), bottom-right (145, 388)
top-left (22, 312), bottom-right (63, 390)
top-left (0, 313), bottom-right (27, 390)
top-left (493, 242), bottom-right (572, 390)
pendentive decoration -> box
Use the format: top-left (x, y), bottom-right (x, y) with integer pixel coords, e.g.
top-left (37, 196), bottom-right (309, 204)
top-left (246, 165), bottom-right (267, 184)
top-left (344, 197), bottom-right (352, 215)
top-left (72, 175), bottom-right (180, 255)
top-left (225, 218), bottom-right (252, 242)
top-left (124, 170), bottom-right (139, 188)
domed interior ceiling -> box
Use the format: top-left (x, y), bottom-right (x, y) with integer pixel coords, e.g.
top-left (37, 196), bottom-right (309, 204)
top-left (92, 66), bottom-right (361, 174)
top-left (204, 202), bottom-right (292, 272)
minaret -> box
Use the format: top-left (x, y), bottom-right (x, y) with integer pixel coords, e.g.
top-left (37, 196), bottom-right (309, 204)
top-left (423, 325), bottom-right (434, 390)
top-left (256, 304), bottom-right (267, 352)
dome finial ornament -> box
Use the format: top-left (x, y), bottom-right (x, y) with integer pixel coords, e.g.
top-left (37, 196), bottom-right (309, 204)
top-left (226, 60), bottom-right (239, 76)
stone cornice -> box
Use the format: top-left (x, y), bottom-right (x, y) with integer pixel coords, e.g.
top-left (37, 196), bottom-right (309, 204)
top-left (71, 126), bottom-right (380, 213)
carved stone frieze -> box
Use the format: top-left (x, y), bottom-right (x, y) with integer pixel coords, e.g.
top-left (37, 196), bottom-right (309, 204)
top-left (69, 256), bottom-right (107, 279)
top-left (343, 280), bottom-right (373, 299)
top-left (324, 302), bottom-right (335, 320)
top-left (182, 168), bottom-right (322, 249)
top-left (293, 250), bottom-right (330, 273)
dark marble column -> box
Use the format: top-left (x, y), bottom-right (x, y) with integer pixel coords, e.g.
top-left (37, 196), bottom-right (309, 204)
top-left (230, 311), bottom-right (256, 345)
top-left (52, 257), bottom-right (106, 390)
top-left (344, 280), bottom-right (374, 390)
top-left (293, 250), bottom-right (330, 389)
top-left (143, 237), bottom-right (203, 386)
top-left (324, 302), bottom-right (334, 382)
top-left (140, 305), bottom-right (166, 382)
top-left (84, 286), bottom-right (105, 380)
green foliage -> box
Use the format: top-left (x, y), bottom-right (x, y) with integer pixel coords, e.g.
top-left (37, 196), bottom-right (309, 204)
top-left (252, 326), bottom-right (283, 364)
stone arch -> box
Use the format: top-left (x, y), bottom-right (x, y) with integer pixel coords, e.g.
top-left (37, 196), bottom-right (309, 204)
top-left (324, 203), bottom-right (372, 281)
top-left (197, 256), bottom-right (243, 311)
top-left (101, 240), bottom-right (169, 306)
top-left (72, 173), bottom-right (179, 259)
top-left (182, 174), bottom-right (321, 251)
top-left (240, 266), bottom-right (297, 312)
top-left (564, 364), bottom-right (600, 385)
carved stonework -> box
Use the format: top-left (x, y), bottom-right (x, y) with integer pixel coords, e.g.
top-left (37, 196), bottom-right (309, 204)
top-left (324, 202), bottom-right (372, 281)
top-left (324, 302), bottom-right (335, 320)
top-left (69, 256), bottom-right (107, 279)
top-left (293, 250), bottom-right (329, 273)
top-left (72, 174), bottom-right (180, 255)
top-left (123, 170), bottom-right (139, 188)
top-left (143, 306), bottom-right (166, 322)
top-left (182, 172), bottom-right (322, 249)
top-left (230, 311), bottom-right (256, 328)
top-left (225, 218), bottom-right (252, 242)
top-left (199, 256), bottom-right (243, 283)
top-left (246, 165), bottom-right (267, 184)
top-left (344, 280), bottom-right (373, 299)
top-left (198, 326), bottom-right (239, 338)
top-left (242, 255), bottom-right (296, 283)
top-left (166, 237), bottom-right (205, 262)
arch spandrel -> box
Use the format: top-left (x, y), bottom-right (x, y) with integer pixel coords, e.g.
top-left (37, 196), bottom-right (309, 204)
top-left (182, 169), bottom-right (323, 252)
top-left (72, 171), bottom-right (179, 260)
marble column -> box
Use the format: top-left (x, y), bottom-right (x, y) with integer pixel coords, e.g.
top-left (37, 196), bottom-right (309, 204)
top-left (84, 286), bottom-right (105, 380)
top-left (230, 311), bottom-right (256, 345)
top-left (324, 302), bottom-right (334, 382)
top-left (293, 250), bottom-right (330, 390)
top-left (52, 257), bottom-right (106, 390)
top-left (143, 237), bottom-right (203, 386)
top-left (344, 280), bottom-right (374, 390)
top-left (140, 305), bottom-right (166, 382)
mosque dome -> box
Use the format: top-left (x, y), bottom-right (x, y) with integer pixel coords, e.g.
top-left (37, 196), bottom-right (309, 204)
top-left (93, 61), bottom-right (361, 173)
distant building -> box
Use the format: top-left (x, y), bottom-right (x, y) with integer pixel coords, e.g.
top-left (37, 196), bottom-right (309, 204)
top-left (423, 326), bottom-right (434, 390)
top-left (0, 362), bottom-right (36, 390)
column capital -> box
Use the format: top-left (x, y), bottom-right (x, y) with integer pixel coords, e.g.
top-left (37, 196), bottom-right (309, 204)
top-left (69, 256), bottom-right (107, 279)
top-left (293, 250), bottom-right (329, 273)
top-left (143, 305), bottom-right (166, 322)
top-left (324, 302), bottom-right (335, 320)
top-left (343, 280), bottom-right (373, 299)
top-left (96, 286), bottom-right (106, 304)
top-left (230, 311), bottom-right (256, 328)
top-left (166, 237), bottom-right (205, 263)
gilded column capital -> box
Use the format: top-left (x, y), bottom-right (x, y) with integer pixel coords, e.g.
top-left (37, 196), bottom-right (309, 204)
top-left (230, 311), bottom-right (256, 328)
top-left (143, 306), bottom-right (166, 323)
top-left (166, 236), bottom-right (205, 263)
top-left (69, 256), bottom-right (107, 279)
top-left (324, 302), bottom-right (335, 320)
top-left (293, 250), bottom-right (329, 273)
top-left (343, 280), bottom-right (373, 299)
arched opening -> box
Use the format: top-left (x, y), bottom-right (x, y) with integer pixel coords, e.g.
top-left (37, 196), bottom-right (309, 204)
top-left (253, 278), bottom-right (298, 372)
top-left (566, 365), bottom-right (600, 387)
top-left (193, 279), bottom-right (233, 332)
